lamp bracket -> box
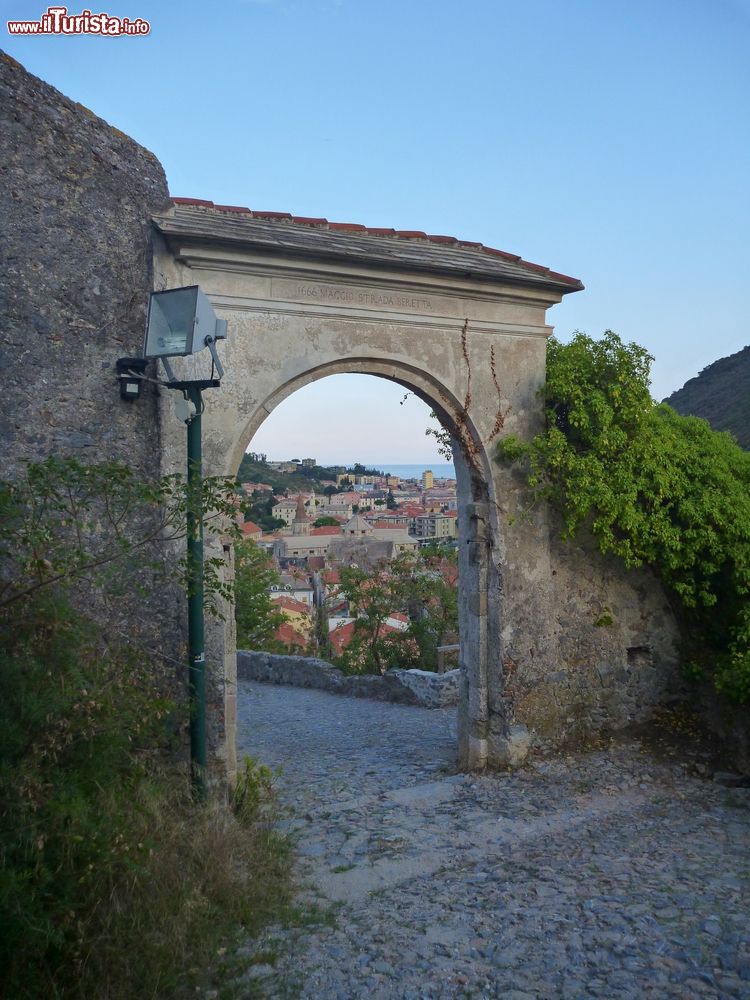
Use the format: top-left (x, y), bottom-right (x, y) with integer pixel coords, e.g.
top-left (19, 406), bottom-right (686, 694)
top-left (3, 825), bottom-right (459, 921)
top-left (160, 356), bottom-right (178, 383)
top-left (204, 336), bottom-right (225, 379)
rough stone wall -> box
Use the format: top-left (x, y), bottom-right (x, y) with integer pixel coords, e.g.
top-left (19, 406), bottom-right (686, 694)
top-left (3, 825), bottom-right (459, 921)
top-left (491, 457), bottom-right (681, 749)
top-left (1, 51), bottom-right (170, 471)
top-left (237, 651), bottom-right (461, 709)
top-left (0, 54), bottom-right (188, 754)
top-left (504, 514), bottom-right (681, 746)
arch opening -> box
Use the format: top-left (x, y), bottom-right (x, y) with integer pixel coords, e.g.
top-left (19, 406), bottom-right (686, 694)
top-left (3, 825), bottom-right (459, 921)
top-left (224, 366), bottom-right (501, 779)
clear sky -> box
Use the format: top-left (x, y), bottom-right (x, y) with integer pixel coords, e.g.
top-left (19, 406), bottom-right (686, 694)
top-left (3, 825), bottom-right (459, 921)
top-left (5, 0), bottom-right (749, 462)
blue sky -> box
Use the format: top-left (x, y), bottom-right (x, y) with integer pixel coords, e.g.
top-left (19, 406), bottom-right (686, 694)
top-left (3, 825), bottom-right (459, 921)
top-left (5, 0), bottom-right (749, 462)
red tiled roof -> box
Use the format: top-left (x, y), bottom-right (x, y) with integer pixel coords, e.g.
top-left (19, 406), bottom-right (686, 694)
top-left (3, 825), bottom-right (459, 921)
top-left (310, 526), bottom-right (344, 536)
top-left (274, 622), bottom-right (307, 649)
top-left (270, 595), bottom-right (312, 614)
top-left (328, 618), bottom-right (403, 655)
top-left (328, 620), bottom-right (357, 655)
top-left (242, 520), bottom-right (262, 535)
top-left (322, 569), bottom-right (341, 584)
top-left (166, 198), bottom-right (582, 288)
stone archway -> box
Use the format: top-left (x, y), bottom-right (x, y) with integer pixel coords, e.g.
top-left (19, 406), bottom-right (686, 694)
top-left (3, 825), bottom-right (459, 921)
top-left (151, 200), bottom-right (678, 785)
top-left (237, 360), bottom-right (498, 777)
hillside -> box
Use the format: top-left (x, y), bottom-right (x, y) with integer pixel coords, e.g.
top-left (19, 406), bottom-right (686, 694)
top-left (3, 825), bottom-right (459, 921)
top-left (663, 345), bottom-right (750, 449)
top-left (236, 455), bottom-right (387, 494)
top-left (237, 455), bottom-right (338, 494)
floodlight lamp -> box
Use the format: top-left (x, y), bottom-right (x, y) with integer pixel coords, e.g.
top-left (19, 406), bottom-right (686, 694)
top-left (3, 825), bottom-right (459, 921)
top-left (143, 286), bottom-right (227, 376)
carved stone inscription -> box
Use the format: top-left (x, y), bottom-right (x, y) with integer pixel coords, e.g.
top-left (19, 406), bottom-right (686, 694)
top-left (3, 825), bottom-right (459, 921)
top-left (273, 278), bottom-right (435, 313)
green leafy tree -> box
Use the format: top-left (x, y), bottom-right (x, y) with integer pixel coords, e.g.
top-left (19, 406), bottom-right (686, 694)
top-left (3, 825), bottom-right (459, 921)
top-left (234, 540), bottom-right (286, 650)
top-left (497, 331), bottom-right (750, 702)
top-left (336, 560), bottom-right (414, 674)
top-left (336, 551), bottom-right (458, 674)
top-left (313, 516), bottom-right (341, 527)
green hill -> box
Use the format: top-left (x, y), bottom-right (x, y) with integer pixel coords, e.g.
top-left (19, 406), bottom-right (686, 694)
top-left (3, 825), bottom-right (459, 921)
top-left (663, 345), bottom-right (750, 449)
top-left (236, 455), bottom-right (338, 494)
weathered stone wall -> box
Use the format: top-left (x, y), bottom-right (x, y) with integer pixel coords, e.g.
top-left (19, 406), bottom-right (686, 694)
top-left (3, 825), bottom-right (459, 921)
top-left (466, 457), bottom-right (682, 763)
top-left (1, 51), bottom-right (170, 472)
top-left (500, 505), bottom-right (682, 747)
top-left (237, 651), bottom-right (461, 709)
top-left (0, 54), bottom-right (189, 756)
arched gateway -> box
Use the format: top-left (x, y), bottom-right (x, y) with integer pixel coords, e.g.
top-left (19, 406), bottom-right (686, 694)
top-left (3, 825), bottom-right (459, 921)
top-left (151, 201), bottom-right (676, 784)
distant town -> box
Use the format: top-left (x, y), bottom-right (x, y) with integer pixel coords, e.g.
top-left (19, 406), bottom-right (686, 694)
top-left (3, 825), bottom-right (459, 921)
top-left (236, 454), bottom-right (459, 659)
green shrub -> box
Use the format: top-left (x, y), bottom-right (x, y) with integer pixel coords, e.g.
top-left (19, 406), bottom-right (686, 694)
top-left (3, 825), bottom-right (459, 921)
top-left (0, 459), bottom-right (292, 998)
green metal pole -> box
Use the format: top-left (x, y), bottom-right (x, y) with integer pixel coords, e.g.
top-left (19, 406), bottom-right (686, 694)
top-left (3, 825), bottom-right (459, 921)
top-left (186, 384), bottom-right (207, 799)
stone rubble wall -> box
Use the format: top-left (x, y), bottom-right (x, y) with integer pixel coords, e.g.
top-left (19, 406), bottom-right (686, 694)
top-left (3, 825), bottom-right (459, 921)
top-left (1, 51), bottom-right (170, 474)
top-left (505, 518), bottom-right (684, 746)
top-left (237, 651), bottom-right (460, 709)
top-left (0, 53), bottom-right (188, 750)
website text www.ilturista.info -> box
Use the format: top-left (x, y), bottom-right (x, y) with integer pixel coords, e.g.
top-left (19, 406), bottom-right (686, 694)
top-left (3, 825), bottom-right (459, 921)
top-left (7, 5), bottom-right (150, 36)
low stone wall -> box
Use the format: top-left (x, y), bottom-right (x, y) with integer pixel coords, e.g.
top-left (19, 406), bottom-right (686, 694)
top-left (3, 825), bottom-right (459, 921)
top-left (237, 651), bottom-right (460, 709)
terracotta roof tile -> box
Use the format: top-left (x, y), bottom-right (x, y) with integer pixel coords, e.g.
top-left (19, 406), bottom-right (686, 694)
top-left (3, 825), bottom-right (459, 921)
top-left (253, 210), bottom-right (293, 219)
top-left (328, 620), bottom-right (356, 654)
top-left (274, 622), bottom-right (307, 647)
top-left (271, 594), bottom-right (312, 614)
top-left (214, 203), bottom-right (252, 213)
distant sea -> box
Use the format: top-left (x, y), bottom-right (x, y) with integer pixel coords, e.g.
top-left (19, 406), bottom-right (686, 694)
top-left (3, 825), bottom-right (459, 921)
top-left (371, 462), bottom-right (456, 481)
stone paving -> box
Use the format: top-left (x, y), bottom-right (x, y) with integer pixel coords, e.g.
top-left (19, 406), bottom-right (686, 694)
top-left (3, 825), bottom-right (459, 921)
top-left (234, 680), bottom-right (750, 999)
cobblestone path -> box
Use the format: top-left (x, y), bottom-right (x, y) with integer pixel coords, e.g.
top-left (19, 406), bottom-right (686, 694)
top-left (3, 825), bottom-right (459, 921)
top-left (235, 680), bottom-right (750, 999)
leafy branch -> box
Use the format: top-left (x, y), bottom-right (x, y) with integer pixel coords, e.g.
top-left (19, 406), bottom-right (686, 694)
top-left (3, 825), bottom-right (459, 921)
top-left (0, 457), bottom-right (243, 616)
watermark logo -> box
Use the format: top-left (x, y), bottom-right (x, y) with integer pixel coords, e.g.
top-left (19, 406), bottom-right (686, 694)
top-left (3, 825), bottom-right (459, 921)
top-left (7, 6), bottom-right (150, 36)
